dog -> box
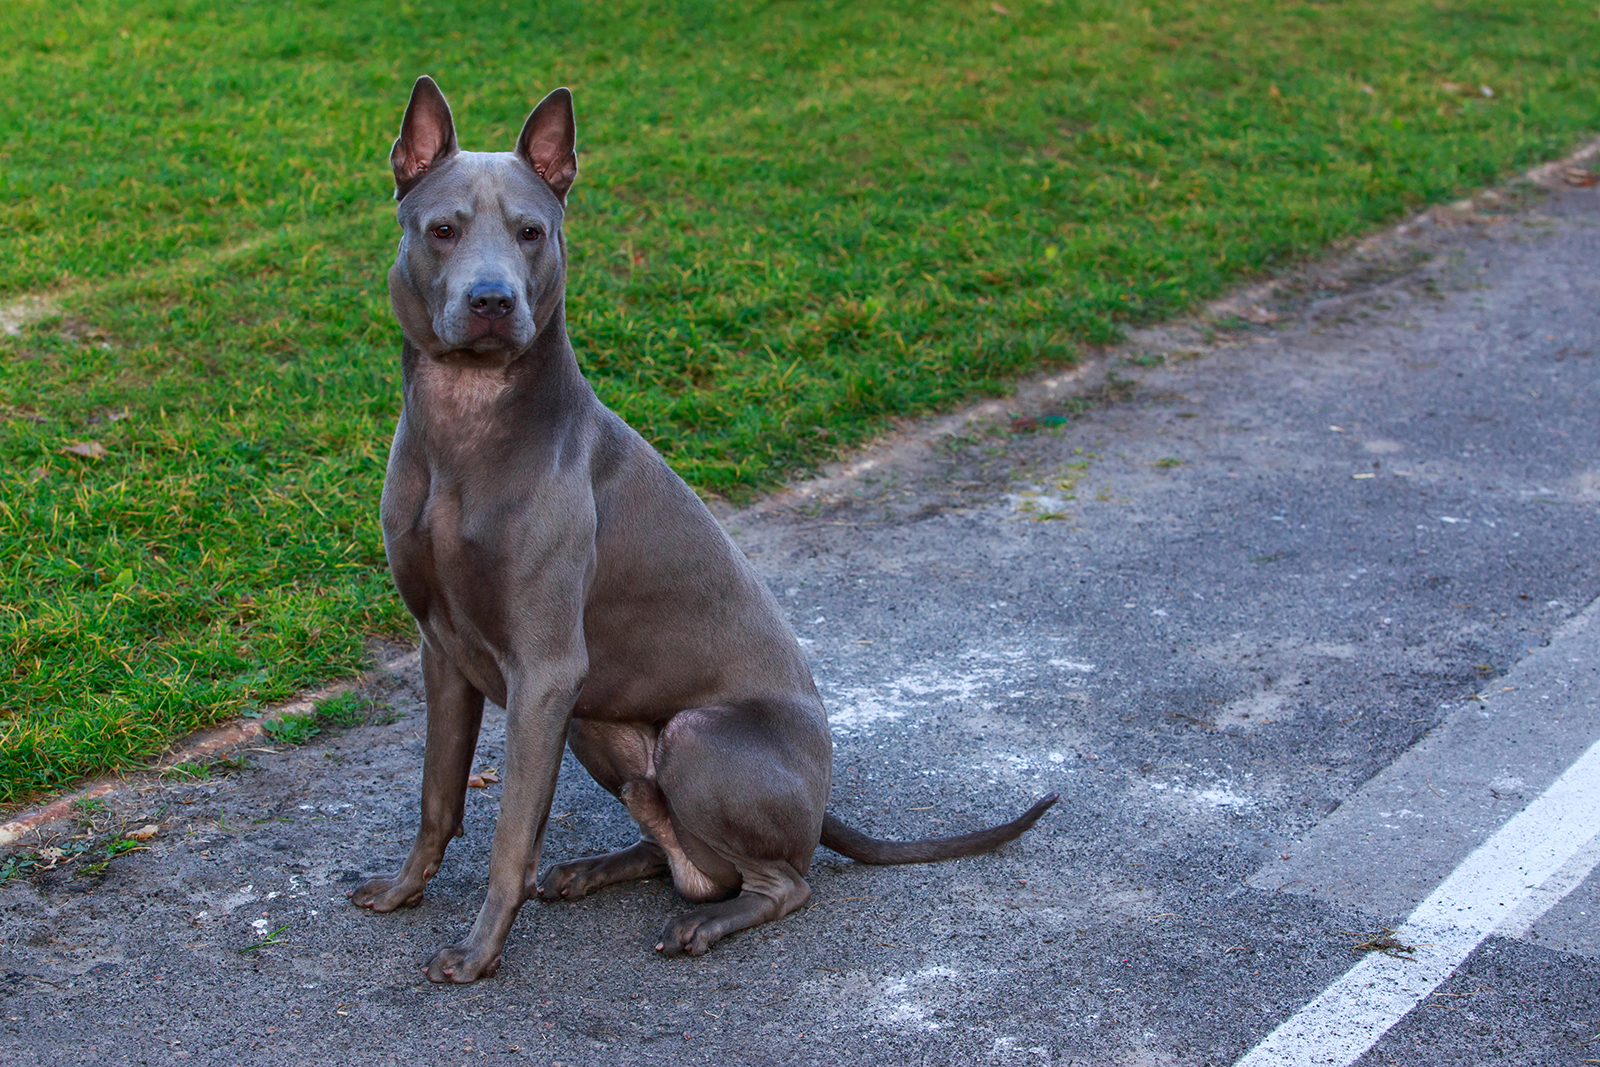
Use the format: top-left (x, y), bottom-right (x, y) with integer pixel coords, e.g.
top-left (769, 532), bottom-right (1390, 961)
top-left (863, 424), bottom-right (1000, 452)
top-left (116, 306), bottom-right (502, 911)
top-left (349, 76), bottom-right (1058, 983)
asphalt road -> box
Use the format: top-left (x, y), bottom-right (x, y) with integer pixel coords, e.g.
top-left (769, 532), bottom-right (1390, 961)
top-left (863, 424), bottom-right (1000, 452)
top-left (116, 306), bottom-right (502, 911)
top-left (4, 172), bottom-right (1600, 1067)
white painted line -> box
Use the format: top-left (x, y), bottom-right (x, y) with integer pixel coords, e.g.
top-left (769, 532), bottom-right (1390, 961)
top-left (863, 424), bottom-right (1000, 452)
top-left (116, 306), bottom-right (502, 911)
top-left (1234, 733), bottom-right (1600, 1067)
top-left (1496, 825), bottom-right (1600, 941)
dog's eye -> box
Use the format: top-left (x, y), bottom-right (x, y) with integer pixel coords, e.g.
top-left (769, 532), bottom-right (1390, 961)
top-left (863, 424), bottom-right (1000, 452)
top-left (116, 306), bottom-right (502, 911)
top-left (430, 224), bottom-right (455, 240)
top-left (520, 226), bottom-right (543, 242)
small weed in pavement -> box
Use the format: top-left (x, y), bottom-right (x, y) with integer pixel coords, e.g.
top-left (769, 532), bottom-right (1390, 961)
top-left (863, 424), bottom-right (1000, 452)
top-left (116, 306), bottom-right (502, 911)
top-left (258, 692), bottom-right (391, 746)
top-left (314, 691), bottom-right (375, 728)
top-left (162, 753), bottom-right (250, 781)
top-left (238, 922), bottom-right (292, 954)
top-left (261, 710), bottom-right (321, 746)
top-left (102, 837), bottom-right (145, 859)
top-left (0, 840), bottom-right (91, 885)
top-left (1, 826), bottom-right (158, 886)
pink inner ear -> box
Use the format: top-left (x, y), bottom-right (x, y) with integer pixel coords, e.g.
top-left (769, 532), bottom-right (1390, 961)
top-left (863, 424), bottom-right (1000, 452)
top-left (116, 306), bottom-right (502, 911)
top-left (410, 130), bottom-right (447, 172)
top-left (527, 139), bottom-right (564, 176)
top-left (412, 138), bottom-right (439, 165)
top-left (400, 150), bottom-right (428, 181)
top-left (397, 99), bottom-right (453, 183)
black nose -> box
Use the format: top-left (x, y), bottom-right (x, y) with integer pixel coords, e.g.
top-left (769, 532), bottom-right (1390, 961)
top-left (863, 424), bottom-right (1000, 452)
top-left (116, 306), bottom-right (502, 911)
top-left (468, 282), bottom-right (516, 319)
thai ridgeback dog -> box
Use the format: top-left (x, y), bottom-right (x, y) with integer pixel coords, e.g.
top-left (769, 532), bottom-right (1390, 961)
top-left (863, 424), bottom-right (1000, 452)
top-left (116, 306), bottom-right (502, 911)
top-left (349, 76), bottom-right (1057, 982)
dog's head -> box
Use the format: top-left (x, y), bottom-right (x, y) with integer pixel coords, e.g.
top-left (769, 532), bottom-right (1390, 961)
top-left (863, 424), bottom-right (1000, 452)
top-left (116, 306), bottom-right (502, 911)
top-left (387, 76), bottom-right (578, 360)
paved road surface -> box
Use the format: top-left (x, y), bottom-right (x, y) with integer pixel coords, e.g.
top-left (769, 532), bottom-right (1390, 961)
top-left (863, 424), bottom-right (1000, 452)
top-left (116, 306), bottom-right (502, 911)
top-left (3, 175), bottom-right (1599, 1066)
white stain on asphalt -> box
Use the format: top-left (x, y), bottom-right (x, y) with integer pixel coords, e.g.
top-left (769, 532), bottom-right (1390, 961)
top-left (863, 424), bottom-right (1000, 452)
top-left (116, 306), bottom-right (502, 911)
top-left (824, 644), bottom-right (1096, 732)
top-left (877, 966), bottom-right (963, 1030)
top-left (1147, 780), bottom-right (1255, 811)
top-left (826, 663), bottom-right (1008, 729)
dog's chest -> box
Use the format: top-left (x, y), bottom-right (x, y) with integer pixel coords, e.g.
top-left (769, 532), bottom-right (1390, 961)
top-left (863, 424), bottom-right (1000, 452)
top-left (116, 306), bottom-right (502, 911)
top-left (384, 477), bottom-right (517, 689)
top-left (385, 365), bottom-right (522, 621)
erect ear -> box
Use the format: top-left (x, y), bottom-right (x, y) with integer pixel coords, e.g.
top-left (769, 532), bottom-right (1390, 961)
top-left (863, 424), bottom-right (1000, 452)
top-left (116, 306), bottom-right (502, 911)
top-left (391, 76), bottom-right (458, 200)
top-left (515, 87), bottom-right (578, 202)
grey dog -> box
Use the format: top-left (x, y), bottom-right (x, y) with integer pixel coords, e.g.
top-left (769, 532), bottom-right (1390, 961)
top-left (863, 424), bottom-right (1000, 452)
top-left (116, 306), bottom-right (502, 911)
top-left (349, 76), bottom-right (1058, 983)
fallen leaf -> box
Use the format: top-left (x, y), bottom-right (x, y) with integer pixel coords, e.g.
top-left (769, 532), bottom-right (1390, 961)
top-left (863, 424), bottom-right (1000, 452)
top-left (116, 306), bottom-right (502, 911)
top-left (466, 768), bottom-right (501, 788)
top-left (62, 440), bottom-right (107, 459)
top-left (127, 824), bottom-right (160, 840)
top-left (1010, 414), bottom-right (1038, 432)
top-left (1351, 927), bottom-right (1416, 959)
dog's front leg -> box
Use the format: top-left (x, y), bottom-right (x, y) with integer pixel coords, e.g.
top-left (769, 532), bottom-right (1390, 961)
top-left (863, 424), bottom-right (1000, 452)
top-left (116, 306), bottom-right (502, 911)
top-left (422, 657), bottom-right (585, 983)
top-left (352, 637), bottom-right (485, 911)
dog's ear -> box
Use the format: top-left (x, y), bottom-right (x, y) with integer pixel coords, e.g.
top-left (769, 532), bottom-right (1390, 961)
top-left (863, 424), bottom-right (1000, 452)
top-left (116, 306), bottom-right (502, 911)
top-left (515, 87), bottom-right (578, 202)
top-left (391, 76), bottom-right (458, 201)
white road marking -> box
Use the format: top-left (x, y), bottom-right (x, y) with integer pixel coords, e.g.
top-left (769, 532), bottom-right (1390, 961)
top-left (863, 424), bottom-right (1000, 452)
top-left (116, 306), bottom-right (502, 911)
top-left (1233, 734), bottom-right (1600, 1067)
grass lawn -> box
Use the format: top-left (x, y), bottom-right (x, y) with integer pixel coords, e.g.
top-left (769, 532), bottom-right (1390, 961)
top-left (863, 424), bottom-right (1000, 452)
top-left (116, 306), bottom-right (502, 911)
top-left (2, 0), bottom-right (1597, 804)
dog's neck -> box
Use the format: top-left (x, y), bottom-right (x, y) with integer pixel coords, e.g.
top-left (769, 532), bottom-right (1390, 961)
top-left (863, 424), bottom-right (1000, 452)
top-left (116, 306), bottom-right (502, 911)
top-left (398, 309), bottom-right (593, 457)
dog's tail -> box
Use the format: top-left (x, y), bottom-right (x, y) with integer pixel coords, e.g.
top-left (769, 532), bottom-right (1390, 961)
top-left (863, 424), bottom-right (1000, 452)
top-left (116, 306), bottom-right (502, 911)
top-left (819, 793), bottom-right (1059, 865)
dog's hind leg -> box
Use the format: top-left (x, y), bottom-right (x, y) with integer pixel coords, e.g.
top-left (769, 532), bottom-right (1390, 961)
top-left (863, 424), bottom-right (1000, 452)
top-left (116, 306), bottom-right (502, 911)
top-left (655, 859), bottom-right (811, 958)
top-left (649, 702), bottom-right (831, 956)
top-left (352, 638), bottom-right (485, 911)
top-left (538, 838), bottom-right (670, 901)
top-left (537, 721), bottom-right (670, 901)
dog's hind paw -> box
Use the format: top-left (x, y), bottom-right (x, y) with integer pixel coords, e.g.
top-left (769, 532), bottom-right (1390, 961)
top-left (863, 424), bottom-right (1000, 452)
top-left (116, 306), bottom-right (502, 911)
top-left (535, 860), bottom-right (595, 901)
top-left (655, 915), bottom-right (715, 958)
top-left (656, 907), bottom-right (736, 957)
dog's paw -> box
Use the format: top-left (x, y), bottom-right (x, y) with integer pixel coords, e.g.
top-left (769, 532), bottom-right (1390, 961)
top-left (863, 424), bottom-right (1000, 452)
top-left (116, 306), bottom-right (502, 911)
top-left (423, 942), bottom-right (502, 984)
top-left (536, 859), bottom-right (600, 901)
top-left (349, 874), bottom-right (426, 912)
top-left (655, 914), bottom-right (715, 958)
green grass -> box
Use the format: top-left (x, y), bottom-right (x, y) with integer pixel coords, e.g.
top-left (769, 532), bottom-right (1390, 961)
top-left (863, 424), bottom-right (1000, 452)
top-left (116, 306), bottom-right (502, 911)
top-left (2, 0), bottom-right (1598, 803)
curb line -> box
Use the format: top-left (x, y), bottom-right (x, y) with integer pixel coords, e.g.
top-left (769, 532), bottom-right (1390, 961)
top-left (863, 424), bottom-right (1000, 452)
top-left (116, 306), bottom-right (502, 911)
top-left (0, 649), bottom-right (419, 849)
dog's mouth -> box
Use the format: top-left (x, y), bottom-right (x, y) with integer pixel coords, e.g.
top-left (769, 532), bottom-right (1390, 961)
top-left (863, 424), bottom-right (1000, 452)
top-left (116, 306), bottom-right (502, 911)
top-left (467, 318), bottom-right (521, 344)
top-left (435, 313), bottom-right (534, 354)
